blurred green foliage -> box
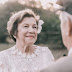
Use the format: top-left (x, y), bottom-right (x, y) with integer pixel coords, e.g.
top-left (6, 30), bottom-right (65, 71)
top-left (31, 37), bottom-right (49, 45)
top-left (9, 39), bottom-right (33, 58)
top-left (0, 1), bottom-right (64, 48)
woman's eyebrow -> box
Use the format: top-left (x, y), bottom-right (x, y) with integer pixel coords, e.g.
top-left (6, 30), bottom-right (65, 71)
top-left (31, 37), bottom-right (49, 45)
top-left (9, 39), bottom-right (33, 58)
top-left (22, 23), bottom-right (29, 25)
top-left (33, 23), bottom-right (37, 25)
top-left (24, 23), bottom-right (37, 25)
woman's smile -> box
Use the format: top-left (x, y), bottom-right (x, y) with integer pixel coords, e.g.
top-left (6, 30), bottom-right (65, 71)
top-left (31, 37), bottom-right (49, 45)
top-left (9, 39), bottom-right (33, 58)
top-left (26, 35), bottom-right (34, 38)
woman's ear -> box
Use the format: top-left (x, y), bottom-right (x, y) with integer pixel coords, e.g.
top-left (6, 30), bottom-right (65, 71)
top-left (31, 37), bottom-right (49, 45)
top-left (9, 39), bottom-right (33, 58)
top-left (13, 30), bottom-right (17, 39)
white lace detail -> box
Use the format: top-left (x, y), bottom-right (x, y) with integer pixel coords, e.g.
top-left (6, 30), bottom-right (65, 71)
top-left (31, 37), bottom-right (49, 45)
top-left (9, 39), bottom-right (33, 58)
top-left (0, 45), bottom-right (54, 72)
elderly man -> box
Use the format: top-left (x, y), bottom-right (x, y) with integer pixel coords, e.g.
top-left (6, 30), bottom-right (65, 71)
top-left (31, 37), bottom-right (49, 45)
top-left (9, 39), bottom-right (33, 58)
top-left (40, 0), bottom-right (72, 72)
top-left (56, 0), bottom-right (72, 14)
top-left (40, 10), bottom-right (72, 72)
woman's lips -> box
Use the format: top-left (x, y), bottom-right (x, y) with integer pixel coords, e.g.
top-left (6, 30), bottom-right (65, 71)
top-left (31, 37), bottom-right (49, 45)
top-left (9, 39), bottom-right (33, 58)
top-left (26, 36), bottom-right (34, 38)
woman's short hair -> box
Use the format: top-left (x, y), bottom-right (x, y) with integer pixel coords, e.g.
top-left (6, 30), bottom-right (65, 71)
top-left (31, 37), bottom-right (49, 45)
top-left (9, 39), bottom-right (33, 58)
top-left (7, 9), bottom-right (40, 42)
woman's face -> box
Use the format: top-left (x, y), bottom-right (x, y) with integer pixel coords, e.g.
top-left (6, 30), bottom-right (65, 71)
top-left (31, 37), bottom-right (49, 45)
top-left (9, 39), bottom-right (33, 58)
top-left (16, 17), bottom-right (38, 45)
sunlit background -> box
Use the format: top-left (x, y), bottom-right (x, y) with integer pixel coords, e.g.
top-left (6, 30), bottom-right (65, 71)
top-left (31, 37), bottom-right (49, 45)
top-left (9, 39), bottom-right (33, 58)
top-left (0, 0), bottom-right (8, 4)
top-left (0, 0), bottom-right (61, 10)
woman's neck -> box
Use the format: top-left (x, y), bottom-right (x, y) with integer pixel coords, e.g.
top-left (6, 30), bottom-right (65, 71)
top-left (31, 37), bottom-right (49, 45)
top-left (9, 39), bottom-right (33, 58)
top-left (16, 39), bottom-right (34, 54)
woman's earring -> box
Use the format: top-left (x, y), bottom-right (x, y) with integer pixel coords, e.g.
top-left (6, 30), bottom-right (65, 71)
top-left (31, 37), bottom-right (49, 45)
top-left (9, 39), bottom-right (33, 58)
top-left (13, 35), bottom-right (16, 39)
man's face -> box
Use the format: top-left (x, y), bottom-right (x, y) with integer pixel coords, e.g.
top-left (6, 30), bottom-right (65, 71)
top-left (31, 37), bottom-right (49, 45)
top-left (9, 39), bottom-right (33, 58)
top-left (60, 12), bottom-right (72, 50)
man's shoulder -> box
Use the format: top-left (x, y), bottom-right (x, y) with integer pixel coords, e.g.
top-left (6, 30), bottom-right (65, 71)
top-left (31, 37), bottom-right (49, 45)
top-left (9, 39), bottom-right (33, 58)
top-left (57, 55), bottom-right (72, 62)
top-left (45, 56), bottom-right (72, 72)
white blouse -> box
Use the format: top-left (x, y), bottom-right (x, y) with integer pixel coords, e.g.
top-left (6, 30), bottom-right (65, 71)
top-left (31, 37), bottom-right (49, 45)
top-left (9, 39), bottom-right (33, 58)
top-left (0, 45), bottom-right (54, 72)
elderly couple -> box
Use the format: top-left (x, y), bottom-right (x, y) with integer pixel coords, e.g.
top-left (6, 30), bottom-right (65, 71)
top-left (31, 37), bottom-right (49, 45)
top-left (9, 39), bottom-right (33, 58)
top-left (0, 1), bottom-right (72, 72)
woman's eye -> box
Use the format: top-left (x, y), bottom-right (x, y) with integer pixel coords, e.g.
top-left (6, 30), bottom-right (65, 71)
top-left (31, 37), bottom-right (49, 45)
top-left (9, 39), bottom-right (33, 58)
top-left (33, 26), bottom-right (37, 29)
top-left (24, 26), bottom-right (28, 27)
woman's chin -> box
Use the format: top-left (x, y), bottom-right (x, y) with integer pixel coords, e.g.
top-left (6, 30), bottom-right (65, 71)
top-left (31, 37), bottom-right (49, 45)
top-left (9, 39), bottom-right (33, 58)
top-left (25, 39), bottom-right (36, 45)
top-left (26, 41), bottom-right (35, 45)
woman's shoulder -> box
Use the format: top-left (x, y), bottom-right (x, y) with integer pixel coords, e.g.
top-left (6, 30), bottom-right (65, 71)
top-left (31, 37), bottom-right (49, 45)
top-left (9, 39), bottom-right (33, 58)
top-left (0, 45), bottom-right (15, 58)
top-left (36, 45), bottom-right (53, 54)
top-left (36, 45), bottom-right (50, 51)
top-left (0, 49), bottom-right (9, 72)
top-left (36, 45), bottom-right (54, 60)
top-left (0, 49), bottom-right (8, 57)
top-left (0, 45), bottom-right (15, 68)
top-left (0, 48), bottom-right (9, 70)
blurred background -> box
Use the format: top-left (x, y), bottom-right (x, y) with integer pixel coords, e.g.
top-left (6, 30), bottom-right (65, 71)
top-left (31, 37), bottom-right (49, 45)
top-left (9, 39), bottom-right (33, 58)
top-left (0, 0), bottom-right (68, 60)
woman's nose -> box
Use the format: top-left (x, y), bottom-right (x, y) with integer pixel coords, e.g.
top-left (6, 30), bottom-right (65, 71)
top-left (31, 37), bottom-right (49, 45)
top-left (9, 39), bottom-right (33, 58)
top-left (28, 27), bottom-right (34, 33)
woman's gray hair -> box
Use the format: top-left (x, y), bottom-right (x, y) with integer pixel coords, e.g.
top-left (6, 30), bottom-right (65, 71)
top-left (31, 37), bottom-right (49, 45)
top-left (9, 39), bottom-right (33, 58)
top-left (7, 9), bottom-right (40, 42)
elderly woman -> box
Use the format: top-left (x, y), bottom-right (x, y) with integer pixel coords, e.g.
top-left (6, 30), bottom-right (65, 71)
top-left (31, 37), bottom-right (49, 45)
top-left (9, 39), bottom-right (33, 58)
top-left (0, 9), bottom-right (54, 72)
